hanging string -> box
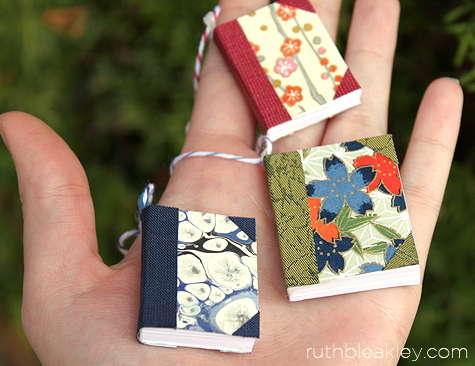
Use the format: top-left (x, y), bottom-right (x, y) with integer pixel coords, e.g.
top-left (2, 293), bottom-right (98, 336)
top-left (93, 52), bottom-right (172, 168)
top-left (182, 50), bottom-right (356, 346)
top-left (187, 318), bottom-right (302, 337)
top-left (117, 184), bottom-right (154, 255)
top-left (137, 183), bottom-right (155, 212)
top-left (118, 135), bottom-right (272, 255)
top-left (194, 5), bottom-right (221, 96)
top-left (117, 7), bottom-right (274, 255)
top-left (185, 6), bottom-right (221, 135)
top-left (169, 135), bottom-right (273, 175)
top-left (185, 5), bottom-right (221, 134)
top-left (179, 6), bottom-right (275, 173)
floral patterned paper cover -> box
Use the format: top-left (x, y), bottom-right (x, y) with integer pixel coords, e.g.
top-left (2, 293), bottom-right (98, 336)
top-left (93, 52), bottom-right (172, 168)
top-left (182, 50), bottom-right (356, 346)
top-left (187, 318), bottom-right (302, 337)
top-left (214, 0), bottom-right (361, 140)
top-left (263, 135), bottom-right (419, 289)
top-left (238, 3), bottom-right (348, 118)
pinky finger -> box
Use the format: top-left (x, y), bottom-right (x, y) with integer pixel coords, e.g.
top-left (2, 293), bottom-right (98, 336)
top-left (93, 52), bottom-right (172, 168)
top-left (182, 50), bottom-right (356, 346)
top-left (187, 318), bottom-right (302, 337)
top-left (400, 78), bottom-right (463, 272)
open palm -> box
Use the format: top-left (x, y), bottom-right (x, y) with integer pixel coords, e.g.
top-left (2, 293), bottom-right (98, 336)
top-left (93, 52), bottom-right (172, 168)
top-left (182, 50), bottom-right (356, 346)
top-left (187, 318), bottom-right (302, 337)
top-left (0, 0), bottom-right (463, 365)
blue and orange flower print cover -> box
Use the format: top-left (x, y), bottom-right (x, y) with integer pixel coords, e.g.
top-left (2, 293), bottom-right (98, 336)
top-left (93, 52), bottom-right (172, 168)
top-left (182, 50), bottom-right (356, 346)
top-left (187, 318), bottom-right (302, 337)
top-left (263, 134), bottom-right (420, 300)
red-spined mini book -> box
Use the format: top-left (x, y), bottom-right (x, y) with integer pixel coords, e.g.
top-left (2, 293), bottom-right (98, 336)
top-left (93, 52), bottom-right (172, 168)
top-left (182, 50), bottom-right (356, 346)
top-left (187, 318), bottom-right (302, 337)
top-left (214, 0), bottom-right (361, 141)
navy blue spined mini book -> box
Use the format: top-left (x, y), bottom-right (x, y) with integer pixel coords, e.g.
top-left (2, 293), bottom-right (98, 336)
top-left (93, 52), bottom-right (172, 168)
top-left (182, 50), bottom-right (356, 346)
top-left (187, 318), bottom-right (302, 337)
top-left (137, 205), bottom-right (259, 353)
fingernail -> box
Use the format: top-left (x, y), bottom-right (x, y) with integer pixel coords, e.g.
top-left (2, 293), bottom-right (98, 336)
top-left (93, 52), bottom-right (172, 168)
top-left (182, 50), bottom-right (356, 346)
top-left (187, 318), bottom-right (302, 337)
top-left (0, 114), bottom-right (11, 153)
top-left (444, 77), bottom-right (460, 85)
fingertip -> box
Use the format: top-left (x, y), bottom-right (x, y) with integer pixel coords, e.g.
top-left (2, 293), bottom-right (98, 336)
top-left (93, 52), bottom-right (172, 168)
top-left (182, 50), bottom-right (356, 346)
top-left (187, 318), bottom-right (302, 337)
top-left (216, 0), bottom-right (268, 24)
top-left (349, 0), bottom-right (400, 56)
top-left (0, 111), bottom-right (55, 155)
top-left (0, 112), bottom-right (31, 152)
top-left (415, 78), bottom-right (463, 142)
top-left (0, 110), bottom-right (44, 130)
top-left (354, 0), bottom-right (400, 21)
top-left (442, 76), bottom-right (461, 85)
top-left (426, 77), bottom-right (464, 105)
top-left (2, 112), bottom-right (86, 198)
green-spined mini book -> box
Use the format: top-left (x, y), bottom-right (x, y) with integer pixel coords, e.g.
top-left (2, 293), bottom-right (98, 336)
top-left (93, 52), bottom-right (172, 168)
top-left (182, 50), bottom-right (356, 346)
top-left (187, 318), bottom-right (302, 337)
top-left (264, 134), bottom-right (420, 301)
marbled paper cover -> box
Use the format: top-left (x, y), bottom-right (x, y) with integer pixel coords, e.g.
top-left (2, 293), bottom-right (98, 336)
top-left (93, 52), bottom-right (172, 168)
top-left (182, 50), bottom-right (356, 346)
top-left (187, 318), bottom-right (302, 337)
top-left (264, 135), bottom-right (419, 290)
top-left (175, 210), bottom-right (258, 336)
top-left (138, 205), bottom-right (259, 341)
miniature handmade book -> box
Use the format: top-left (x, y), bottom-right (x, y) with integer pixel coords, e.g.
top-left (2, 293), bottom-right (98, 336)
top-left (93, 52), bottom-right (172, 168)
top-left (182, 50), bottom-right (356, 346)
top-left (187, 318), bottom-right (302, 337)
top-left (263, 135), bottom-right (420, 301)
top-left (137, 205), bottom-right (259, 353)
top-left (214, 0), bottom-right (361, 141)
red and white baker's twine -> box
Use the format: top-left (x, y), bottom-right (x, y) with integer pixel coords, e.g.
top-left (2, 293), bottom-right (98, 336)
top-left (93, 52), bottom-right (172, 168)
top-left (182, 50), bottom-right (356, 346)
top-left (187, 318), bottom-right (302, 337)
top-left (194, 5), bottom-right (221, 95)
top-left (185, 5), bottom-right (221, 134)
top-left (179, 4), bottom-right (271, 176)
top-left (118, 5), bottom-right (273, 255)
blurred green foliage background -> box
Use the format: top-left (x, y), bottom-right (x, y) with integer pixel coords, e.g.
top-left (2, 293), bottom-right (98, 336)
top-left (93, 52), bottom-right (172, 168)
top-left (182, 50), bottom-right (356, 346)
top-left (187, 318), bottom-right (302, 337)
top-left (0, 0), bottom-right (474, 364)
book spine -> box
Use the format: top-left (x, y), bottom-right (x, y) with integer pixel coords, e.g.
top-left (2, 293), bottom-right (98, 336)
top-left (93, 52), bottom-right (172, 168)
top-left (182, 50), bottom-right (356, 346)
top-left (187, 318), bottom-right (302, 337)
top-left (263, 152), bottom-right (320, 289)
top-left (137, 205), bottom-right (178, 331)
top-left (214, 19), bottom-right (291, 134)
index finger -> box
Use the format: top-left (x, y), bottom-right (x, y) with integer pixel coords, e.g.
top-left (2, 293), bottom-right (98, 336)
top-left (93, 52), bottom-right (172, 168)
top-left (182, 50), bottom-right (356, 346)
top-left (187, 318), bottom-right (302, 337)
top-left (185, 0), bottom-right (344, 155)
top-left (183, 0), bottom-right (270, 154)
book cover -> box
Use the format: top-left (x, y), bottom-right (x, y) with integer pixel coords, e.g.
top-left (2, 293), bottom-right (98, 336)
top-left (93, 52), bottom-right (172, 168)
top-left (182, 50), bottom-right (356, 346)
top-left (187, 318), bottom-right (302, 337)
top-left (263, 135), bottom-right (420, 301)
top-left (214, 0), bottom-right (361, 141)
top-left (137, 205), bottom-right (259, 353)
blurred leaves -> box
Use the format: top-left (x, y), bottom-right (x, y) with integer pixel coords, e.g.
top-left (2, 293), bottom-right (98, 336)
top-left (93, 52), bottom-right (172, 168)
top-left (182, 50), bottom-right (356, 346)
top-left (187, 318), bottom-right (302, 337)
top-left (445, 0), bottom-right (475, 91)
top-left (42, 7), bottom-right (88, 38)
top-left (0, 0), bottom-right (473, 365)
top-left (0, 0), bottom-right (216, 364)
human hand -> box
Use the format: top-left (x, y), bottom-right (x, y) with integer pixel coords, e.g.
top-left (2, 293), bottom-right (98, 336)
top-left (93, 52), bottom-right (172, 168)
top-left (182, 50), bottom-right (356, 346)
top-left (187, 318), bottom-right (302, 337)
top-left (0, 0), bottom-right (463, 365)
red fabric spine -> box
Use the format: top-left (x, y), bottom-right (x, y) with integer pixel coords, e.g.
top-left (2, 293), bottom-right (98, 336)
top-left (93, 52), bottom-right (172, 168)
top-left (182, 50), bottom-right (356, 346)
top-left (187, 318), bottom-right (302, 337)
top-left (214, 20), bottom-right (291, 133)
top-left (276, 0), bottom-right (316, 13)
top-left (334, 69), bottom-right (361, 100)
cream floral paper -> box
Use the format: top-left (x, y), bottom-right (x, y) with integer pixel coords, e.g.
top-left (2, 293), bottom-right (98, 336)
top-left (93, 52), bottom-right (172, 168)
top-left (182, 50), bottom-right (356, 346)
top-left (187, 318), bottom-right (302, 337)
top-left (238, 3), bottom-right (348, 119)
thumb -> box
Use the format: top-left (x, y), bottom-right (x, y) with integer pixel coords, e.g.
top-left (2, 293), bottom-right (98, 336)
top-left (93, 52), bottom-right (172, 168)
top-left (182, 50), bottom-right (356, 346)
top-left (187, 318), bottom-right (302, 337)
top-left (0, 112), bottom-right (107, 292)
